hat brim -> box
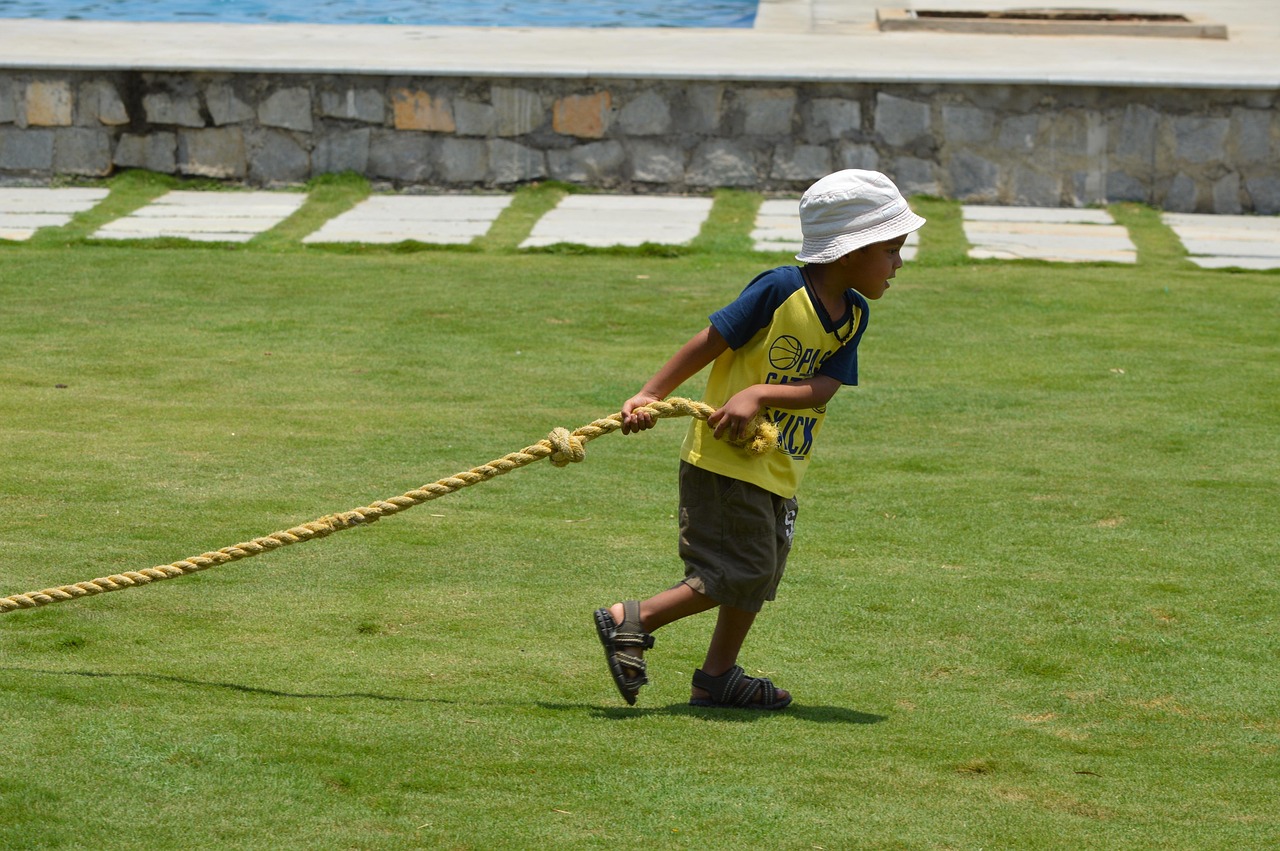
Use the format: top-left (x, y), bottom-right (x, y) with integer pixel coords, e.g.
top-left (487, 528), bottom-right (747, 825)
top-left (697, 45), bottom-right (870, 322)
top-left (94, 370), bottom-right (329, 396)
top-left (795, 206), bottom-right (927, 264)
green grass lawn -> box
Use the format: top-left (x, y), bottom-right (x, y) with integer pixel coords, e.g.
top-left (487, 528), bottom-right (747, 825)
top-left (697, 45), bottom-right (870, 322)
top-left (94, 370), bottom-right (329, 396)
top-left (1, 177), bottom-right (1277, 849)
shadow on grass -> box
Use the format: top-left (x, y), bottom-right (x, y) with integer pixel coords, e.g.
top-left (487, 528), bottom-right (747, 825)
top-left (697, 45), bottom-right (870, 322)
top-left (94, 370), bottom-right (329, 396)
top-left (9, 668), bottom-right (890, 723)
top-left (546, 702), bottom-right (887, 724)
top-left (5, 667), bottom-right (453, 704)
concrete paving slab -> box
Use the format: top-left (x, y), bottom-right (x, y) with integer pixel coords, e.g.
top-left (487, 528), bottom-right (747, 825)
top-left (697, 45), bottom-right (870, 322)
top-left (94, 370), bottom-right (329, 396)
top-left (136, 190), bottom-right (306, 208)
top-left (0, 187), bottom-right (109, 240)
top-left (303, 194), bottom-right (513, 244)
top-left (0, 212), bottom-right (78, 228)
top-left (970, 247), bottom-right (1138, 264)
top-left (1162, 211), bottom-right (1280, 269)
top-left (963, 205), bottom-right (1136, 263)
top-left (0, 187), bottom-right (110, 212)
top-left (1180, 239), bottom-right (1280, 260)
top-left (94, 215), bottom-right (291, 234)
top-left (1188, 256), bottom-right (1280, 271)
top-left (521, 195), bottom-right (713, 248)
top-left (961, 206), bottom-right (1114, 225)
top-left (93, 190), bottom-right (305, 241)
top-left (1164, 213), bottom-right (1280, 234)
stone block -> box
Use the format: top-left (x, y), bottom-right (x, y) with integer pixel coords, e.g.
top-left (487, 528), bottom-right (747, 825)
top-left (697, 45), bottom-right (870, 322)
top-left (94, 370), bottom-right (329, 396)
top-left (948, 151), bottom-right (999, 201)
top-left (114, 132), bottom-right (177, 173)
top-left (1164, 173), bottom-right (1199, 212)
top-left (25, 80), bottom-right (73, 127)
top-left (1231, 108), bottom-right (1272, 163)
top-left (1045, 109), bottom-right (1091, 155)
top-left (0, 77), bottom-right (15, 124)
top-left (805, 98), bottom-right (861, 143)
top-left (547, 141), bottom-right (625, 184)
top-left (889, 156), bottom-right (939, 196)
top-left (206, 81), bottom-right (255, 125)
top-left (53, 127), bottom-right (112, 175)
top-left (998, 115), bottom-right (1040, 152)
top-left (248, 129), bottom-right (310, 184)
top-left (618, 91), bottom-right (671, 136)
top-left (491, 86), bottom-right (543, 136)
top-left (313, 128), bottom-right (370, 175)
top-left (319, 88), bottom-right (385, 124)
top-left (392, 89), bottom-right (455, 132)
top-left (875, 93), bottom-right (930, 146)
top-left (0, 127), bottom-right (54, 170)
top-left (1113, 103), bottom-right (1158, 159)
top-left (368, 130), bottom-right (433, 182)
top-left (77, 80), bottom-right (129, 126)
top-left (941, 105), bottom-right (994, 145)
top-left (1103, 171), bottom-right (1148, 204)
top-left (487, 138), bottom-right (546, 184)
top-left (628, 140), bottom-right (685, 183)
top-left (553, 91), bottom-right (612, 139)
top-left (770, 144), bottom-right (831, 181)
top-left (454, 100), bottom-right (497, 136)
top-left (1173, 116), bottom-right (1230, 165)
top-left (740, 88), bottom-right (796, 135)
top-left (145, 90), bottom-right (204, 128)
top-left (1009, 166), bottom-right (1060, 206)
top-left (437, 137), bottom-right (488, 183)
top-left (687, 140), bottom-right (758, 187)
top-left (177, 127), bottom-right (247, 179)
top-left (1245, 175), bottom-right (1280, 215)
top-left (679, 84), bottom-right (723, 134)
top-left (1212, 172), bottom-right (1242, 215)
top-left (836, 141), bottom-right (879, 171)
top-left (259, 87), bottom-right (313, 133)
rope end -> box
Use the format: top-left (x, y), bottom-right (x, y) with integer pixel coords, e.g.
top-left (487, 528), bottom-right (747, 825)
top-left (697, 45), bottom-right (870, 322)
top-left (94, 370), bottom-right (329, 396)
top-left (733, 418), bottom-right (779, 457)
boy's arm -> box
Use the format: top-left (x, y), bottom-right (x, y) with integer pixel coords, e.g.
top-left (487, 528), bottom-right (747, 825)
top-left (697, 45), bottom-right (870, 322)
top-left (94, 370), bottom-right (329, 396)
top-left (621, 325), bottom-right (729, 434)
top-left (708, 375), bottom-right (843, 442)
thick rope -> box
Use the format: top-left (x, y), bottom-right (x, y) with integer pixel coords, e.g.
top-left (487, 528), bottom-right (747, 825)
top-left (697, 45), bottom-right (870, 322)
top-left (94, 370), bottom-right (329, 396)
top-left (0, 398), bottom-right (778, 615)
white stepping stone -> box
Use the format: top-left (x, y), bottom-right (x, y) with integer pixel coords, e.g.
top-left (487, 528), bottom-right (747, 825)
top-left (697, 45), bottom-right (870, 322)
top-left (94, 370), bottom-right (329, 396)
top-left (520, 194), bottom-right (713, 248)
top-left (0, 187), bottom-right (108, 240)
top-left (751, 198), bottom-right (919, 260)
top-left (303, 194), bottom-right (513, 244)
top-left (962, 205), bottom-right (1114, 225)
top-left (93, 190), bottom-right (305, 242)
top-left (963, 206), bottom-right (1136, 263)
top-left (1163, 212), bottom-right (1280, 270)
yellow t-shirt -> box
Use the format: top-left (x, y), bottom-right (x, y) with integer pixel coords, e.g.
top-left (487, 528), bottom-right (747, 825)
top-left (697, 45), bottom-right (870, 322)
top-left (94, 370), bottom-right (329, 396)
top-left (681, 266), bottom-right (868, 498)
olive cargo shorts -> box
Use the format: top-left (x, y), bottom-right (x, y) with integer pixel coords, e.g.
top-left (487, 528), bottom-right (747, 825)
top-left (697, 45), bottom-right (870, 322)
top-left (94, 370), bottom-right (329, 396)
top-left (678, 461), bottom-right (797, 612)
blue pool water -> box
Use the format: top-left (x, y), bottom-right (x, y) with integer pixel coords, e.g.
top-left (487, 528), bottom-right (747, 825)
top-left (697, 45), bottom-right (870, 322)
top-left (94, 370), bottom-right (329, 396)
top-left (0, 0), bottom-right (758, 28)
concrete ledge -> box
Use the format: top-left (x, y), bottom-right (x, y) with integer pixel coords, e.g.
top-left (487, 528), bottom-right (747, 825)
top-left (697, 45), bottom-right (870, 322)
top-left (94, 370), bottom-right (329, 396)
top-left (0, 18), bottom-right (1276, 88)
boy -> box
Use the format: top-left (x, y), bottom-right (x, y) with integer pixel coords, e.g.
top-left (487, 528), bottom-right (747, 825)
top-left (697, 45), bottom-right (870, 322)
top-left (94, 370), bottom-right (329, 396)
top-left (594, 170), bottom-right (925, 709)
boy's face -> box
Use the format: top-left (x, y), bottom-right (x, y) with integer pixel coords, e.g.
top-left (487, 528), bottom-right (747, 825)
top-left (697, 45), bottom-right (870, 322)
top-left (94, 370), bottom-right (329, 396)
top-left (838, 235), bottom-right (909, 300)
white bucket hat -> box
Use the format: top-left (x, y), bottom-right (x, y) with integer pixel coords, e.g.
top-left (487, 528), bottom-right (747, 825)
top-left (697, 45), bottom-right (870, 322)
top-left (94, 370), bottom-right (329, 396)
top-left (795, 169), bottom-right (926, 264)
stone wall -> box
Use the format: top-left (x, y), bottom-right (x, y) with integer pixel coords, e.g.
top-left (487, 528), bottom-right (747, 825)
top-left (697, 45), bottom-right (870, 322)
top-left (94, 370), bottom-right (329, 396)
top-left (0, 69), bottom-right (1276, 213)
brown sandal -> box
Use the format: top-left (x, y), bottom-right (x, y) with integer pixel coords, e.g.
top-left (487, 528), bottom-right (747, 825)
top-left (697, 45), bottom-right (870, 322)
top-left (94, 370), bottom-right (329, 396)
top-left (593, 601), bottom-right (654, 705)
top-left (690, 665), bottom-right (791, 710)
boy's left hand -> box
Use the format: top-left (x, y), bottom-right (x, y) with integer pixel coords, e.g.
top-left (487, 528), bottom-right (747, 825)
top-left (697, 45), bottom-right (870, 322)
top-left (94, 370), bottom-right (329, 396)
top-left (708, 388), bottom-right (763, 442)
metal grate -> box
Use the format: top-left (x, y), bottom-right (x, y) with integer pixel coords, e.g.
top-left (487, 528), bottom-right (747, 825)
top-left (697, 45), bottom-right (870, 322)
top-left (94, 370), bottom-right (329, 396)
top-left (875, 8), bottom-right (1228, 38)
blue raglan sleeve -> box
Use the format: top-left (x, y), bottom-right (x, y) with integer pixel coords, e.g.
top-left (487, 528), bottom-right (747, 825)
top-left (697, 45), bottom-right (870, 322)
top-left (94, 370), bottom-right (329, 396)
top-left (708, 267), bottom-right (799, 349)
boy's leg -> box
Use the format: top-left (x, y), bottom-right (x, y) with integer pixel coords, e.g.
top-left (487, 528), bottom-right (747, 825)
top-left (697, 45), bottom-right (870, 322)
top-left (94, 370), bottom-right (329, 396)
top-left (691, 604), bottom-right (791, 706)
top-left (597, 582), bottom-right (718, 704)
top-left (607, 581), bottom-right (717, 634)
top-left (700, 604), bottom-right (756, 675)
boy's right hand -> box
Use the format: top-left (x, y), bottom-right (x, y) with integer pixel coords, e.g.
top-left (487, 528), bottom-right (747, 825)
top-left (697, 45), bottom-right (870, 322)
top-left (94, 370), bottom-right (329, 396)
top-left (620, 392), bottom-right (662, 434)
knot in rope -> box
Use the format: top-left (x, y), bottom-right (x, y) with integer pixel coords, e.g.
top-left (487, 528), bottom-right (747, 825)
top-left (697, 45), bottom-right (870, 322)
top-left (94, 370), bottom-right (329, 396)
top-left (547, 426), bottom-right (587, 467)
